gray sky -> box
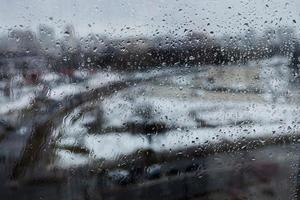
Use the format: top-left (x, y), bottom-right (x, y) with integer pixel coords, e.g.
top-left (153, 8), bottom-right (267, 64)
top-left (0, 0), bottom-right (300, 38)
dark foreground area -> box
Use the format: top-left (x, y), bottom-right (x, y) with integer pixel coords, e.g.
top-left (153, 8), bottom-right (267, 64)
top-left (0, 141), bottom-right (299, 200)
top-left (0, 54), bottom-right (298, 200)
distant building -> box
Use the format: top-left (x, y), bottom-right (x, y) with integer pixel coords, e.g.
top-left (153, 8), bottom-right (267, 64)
top-left (61, 25), bottom-right (79, 54)
top-left (38, 24), bottom-right (60, 57)
top-left (59, 25), bottom-right (81, 77)
top-left (8, 29), bottom-right (39, 56)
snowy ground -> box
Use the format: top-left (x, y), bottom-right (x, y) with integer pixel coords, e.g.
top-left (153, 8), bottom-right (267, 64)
top-left (0, 56), bottom-right (298, 169)
top-left (30, 56), bottom-right (299, 168)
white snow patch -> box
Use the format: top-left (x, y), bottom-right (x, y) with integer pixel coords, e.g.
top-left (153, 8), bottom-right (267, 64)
top-left (0, 93), bottom-right (35, 114)
top-left (84, 133), bottom-right (149, 160)
top-left (41, 73), bottom-right (61, 82)
top-left (48, 84), bottom-right (86, 100)
top-left (87, 72), bottom-right (121, 89)
top-left (55, 150), bottom-right (90, 168)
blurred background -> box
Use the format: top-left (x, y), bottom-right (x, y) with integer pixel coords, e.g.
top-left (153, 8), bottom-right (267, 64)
top-left (1, 0), bottom-right (300, 199)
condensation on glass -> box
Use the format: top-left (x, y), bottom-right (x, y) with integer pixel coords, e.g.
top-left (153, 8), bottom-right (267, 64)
top-left (0, 0), bottom-right (299, 199)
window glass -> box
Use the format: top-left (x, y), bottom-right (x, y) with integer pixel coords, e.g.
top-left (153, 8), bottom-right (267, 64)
top-left (0, 0), bottom-right (300, 199)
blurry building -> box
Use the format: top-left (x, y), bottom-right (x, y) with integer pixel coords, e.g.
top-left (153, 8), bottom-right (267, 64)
top-left (59, 25), bottom-right (81, 77)
top-left (38, 24), bottom-right (60, 58)
top-left (8, 29), bottom-right (39, 56)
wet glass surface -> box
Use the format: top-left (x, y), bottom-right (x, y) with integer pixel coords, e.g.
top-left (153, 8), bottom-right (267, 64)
top-left (1, 0), bottom-right (300, 199)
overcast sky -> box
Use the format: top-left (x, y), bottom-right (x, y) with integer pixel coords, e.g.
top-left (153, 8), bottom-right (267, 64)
top-left (0, 0), bottom-right (300, 38)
